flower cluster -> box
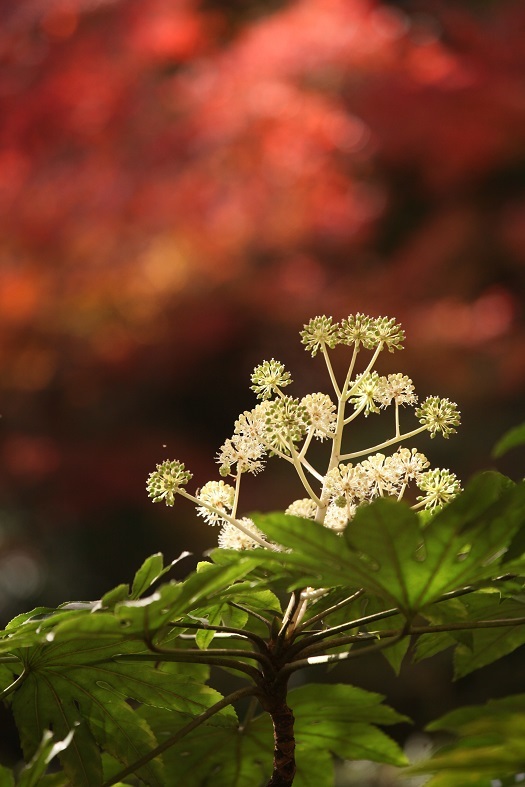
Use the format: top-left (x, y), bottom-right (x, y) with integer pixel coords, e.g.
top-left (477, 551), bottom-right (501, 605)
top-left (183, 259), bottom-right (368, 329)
top-left (250, 359), bottom-right (292, 400)
top-left (147, 460), bottom-right (192, 507)
top-left (301, 314), bottom-right (405, 356)
top-left (148, 313), bottom-right (462, 549)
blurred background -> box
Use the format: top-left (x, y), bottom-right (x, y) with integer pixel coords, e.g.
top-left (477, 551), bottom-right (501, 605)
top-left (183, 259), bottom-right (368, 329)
top-left (1, 0), bottom-right (525, 776)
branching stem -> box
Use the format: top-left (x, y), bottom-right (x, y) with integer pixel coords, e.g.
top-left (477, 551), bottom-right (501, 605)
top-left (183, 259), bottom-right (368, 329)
top-left (101, 685), bottom-right (258, 787)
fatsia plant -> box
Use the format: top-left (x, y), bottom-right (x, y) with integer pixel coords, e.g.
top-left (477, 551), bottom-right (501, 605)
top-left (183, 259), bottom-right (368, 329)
top-left (1, 315), bottom-right (525, 787)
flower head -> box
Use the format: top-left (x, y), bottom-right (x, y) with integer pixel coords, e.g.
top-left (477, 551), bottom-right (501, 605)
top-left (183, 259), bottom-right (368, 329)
top-left (301, 392), bottom-right (336, 439)
top-left (300, 316), bottom-right (340, 357)
top-left (417, 468), bottom-right (461, 509)
top-left (147, 460), bottom-right (192, 507)
top-left (217, 434), bottom-right (265, 476)
top-left (196, 480), bottom-right (235, 525)
top-left (285, 498), bottom-right (317, 519)
top-left (416, 396), bottom-right (461, 438)
top-left (217, 518), bottom-right (267, 550)
top-left (250, 359), bottom-right (292, 400)
top-left (370, 316), bottom-right (405, 351)
top-left (324, 463), bottom-right (370, 505)
top-left (389, 447), bottom-right (430, 482)
top-left (264, 396), bottom-right (310, 454)
top-left (338, 313), bottom-right (374, 348)
top-left (324, 502), bottom-right (355, 533)
top-left (374, 374), bottom-right (417, 408)
top-left (347, 372), bottom-right (381, 416)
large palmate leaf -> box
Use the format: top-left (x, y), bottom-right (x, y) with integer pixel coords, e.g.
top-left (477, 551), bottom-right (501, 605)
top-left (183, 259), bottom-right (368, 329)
top-left (138, 705), bottom-right (274, 787)
top-left (10, 636), bottom-right (235, 787)
top-left (413, 591), bottom-right (525, 675)
top-left (252, 473), bottom-right (525, 615)
top-left (408, 694), bottom-right (525, 786)
top-left (453, 598), bottom-right (525, 678)
top-left (139, 682), bottom-right (407, 786)
top-left (290, 683), bottom-right (409, 766)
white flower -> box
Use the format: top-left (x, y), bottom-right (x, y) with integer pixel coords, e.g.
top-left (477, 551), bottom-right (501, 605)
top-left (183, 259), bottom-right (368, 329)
top-left (301, 393), bottom-right (336, 440)
top-left (324, 463), bottom-right (371, 505)
top-left (374, 374), bottom-right (417, 408)
top-left (196, 480), bottom-right (235, 525)
top-left (389, 447), bottom-right (430, 482)
top-left (217, 434), bottom-right (265, 476)
top-left (324, 502), bottom-right (355, 533)
top-left (234, 402), bottom-right (271, 442)
top-left (217, 518), bottom-right (267, 550)
top-left (285, 498), bottom-right (317, 519)
top-left (359, 453), bottom-right (400, 497)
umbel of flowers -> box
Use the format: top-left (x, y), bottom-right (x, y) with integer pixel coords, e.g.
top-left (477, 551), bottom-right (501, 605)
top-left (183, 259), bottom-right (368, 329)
top-left (147, 315), bottom-right (461, 550)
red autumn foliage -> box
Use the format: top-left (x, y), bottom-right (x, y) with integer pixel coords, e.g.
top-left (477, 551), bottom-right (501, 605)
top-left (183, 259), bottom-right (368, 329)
top-left (0, 0), bottom-right (524, 536)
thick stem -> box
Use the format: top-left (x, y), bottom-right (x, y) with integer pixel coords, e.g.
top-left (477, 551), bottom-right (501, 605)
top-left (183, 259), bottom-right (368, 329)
top-left (259, 685), bottom-right (296, 787)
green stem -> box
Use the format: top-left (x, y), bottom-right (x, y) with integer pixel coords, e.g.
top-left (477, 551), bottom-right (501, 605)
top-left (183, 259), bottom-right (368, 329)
top-left (178, 489), bottom-right (280, 551)
top-left (112, 652), bottom-right (263, 681)
top-left (239, 696), bottom-right (259, 732)
top-left (298, 428), bottom-right (314, 461)
top-left (295, 589), bottom-right (365, 634)
top-left (168, 620), bottom-right (268, 651)
top-left (228, 601), bottom-right (272, 629)
top-left (279, 634), bottom-right (403, 678)
top-left (340, 424), bottom-right (428, 461)
top-left (101, 685), bottom-right (258, 787)
top-left (288, 442), bottom-right (323, 506)
top-left (0, 668), bottom-right (26, 702)
top-left (345, 344), bottom-right (383, 399)
top-left (343, 400), bottom-right (366, 425)
top-left (321, 346), bottom-right (341, 398)
top-left (232, 470), bottom-right (242, 520)
top-left (298, 615), bottom-right (525, 661)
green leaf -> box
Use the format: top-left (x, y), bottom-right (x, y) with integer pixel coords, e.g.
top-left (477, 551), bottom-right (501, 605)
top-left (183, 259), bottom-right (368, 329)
top-left (126, 558), bottom-right (258, 627)
top-left (290, 683), bottom-right (409, 767)
top-left (101, 584), bottom-right (130, 609)
top-left (358, 596), bottom-right (410, 675)
top-left (0, 764), bottom-right (15, 787)
top-left (10, 634), bottom-right (236, 787)
top-left (408, 694), bottom-right (525, 785)
top-left (254, 474), bottom-right (525, 615)
top-left (17, 729), bottom-right (74, 787)
top-left (138, 706), bottom-right (272, 787)
top-left (493, 422), bottom-right (525, 457)
top-left (453, 597), bottom-right (525, 678)
top-left (131, 552), bottom-right (190, 599)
